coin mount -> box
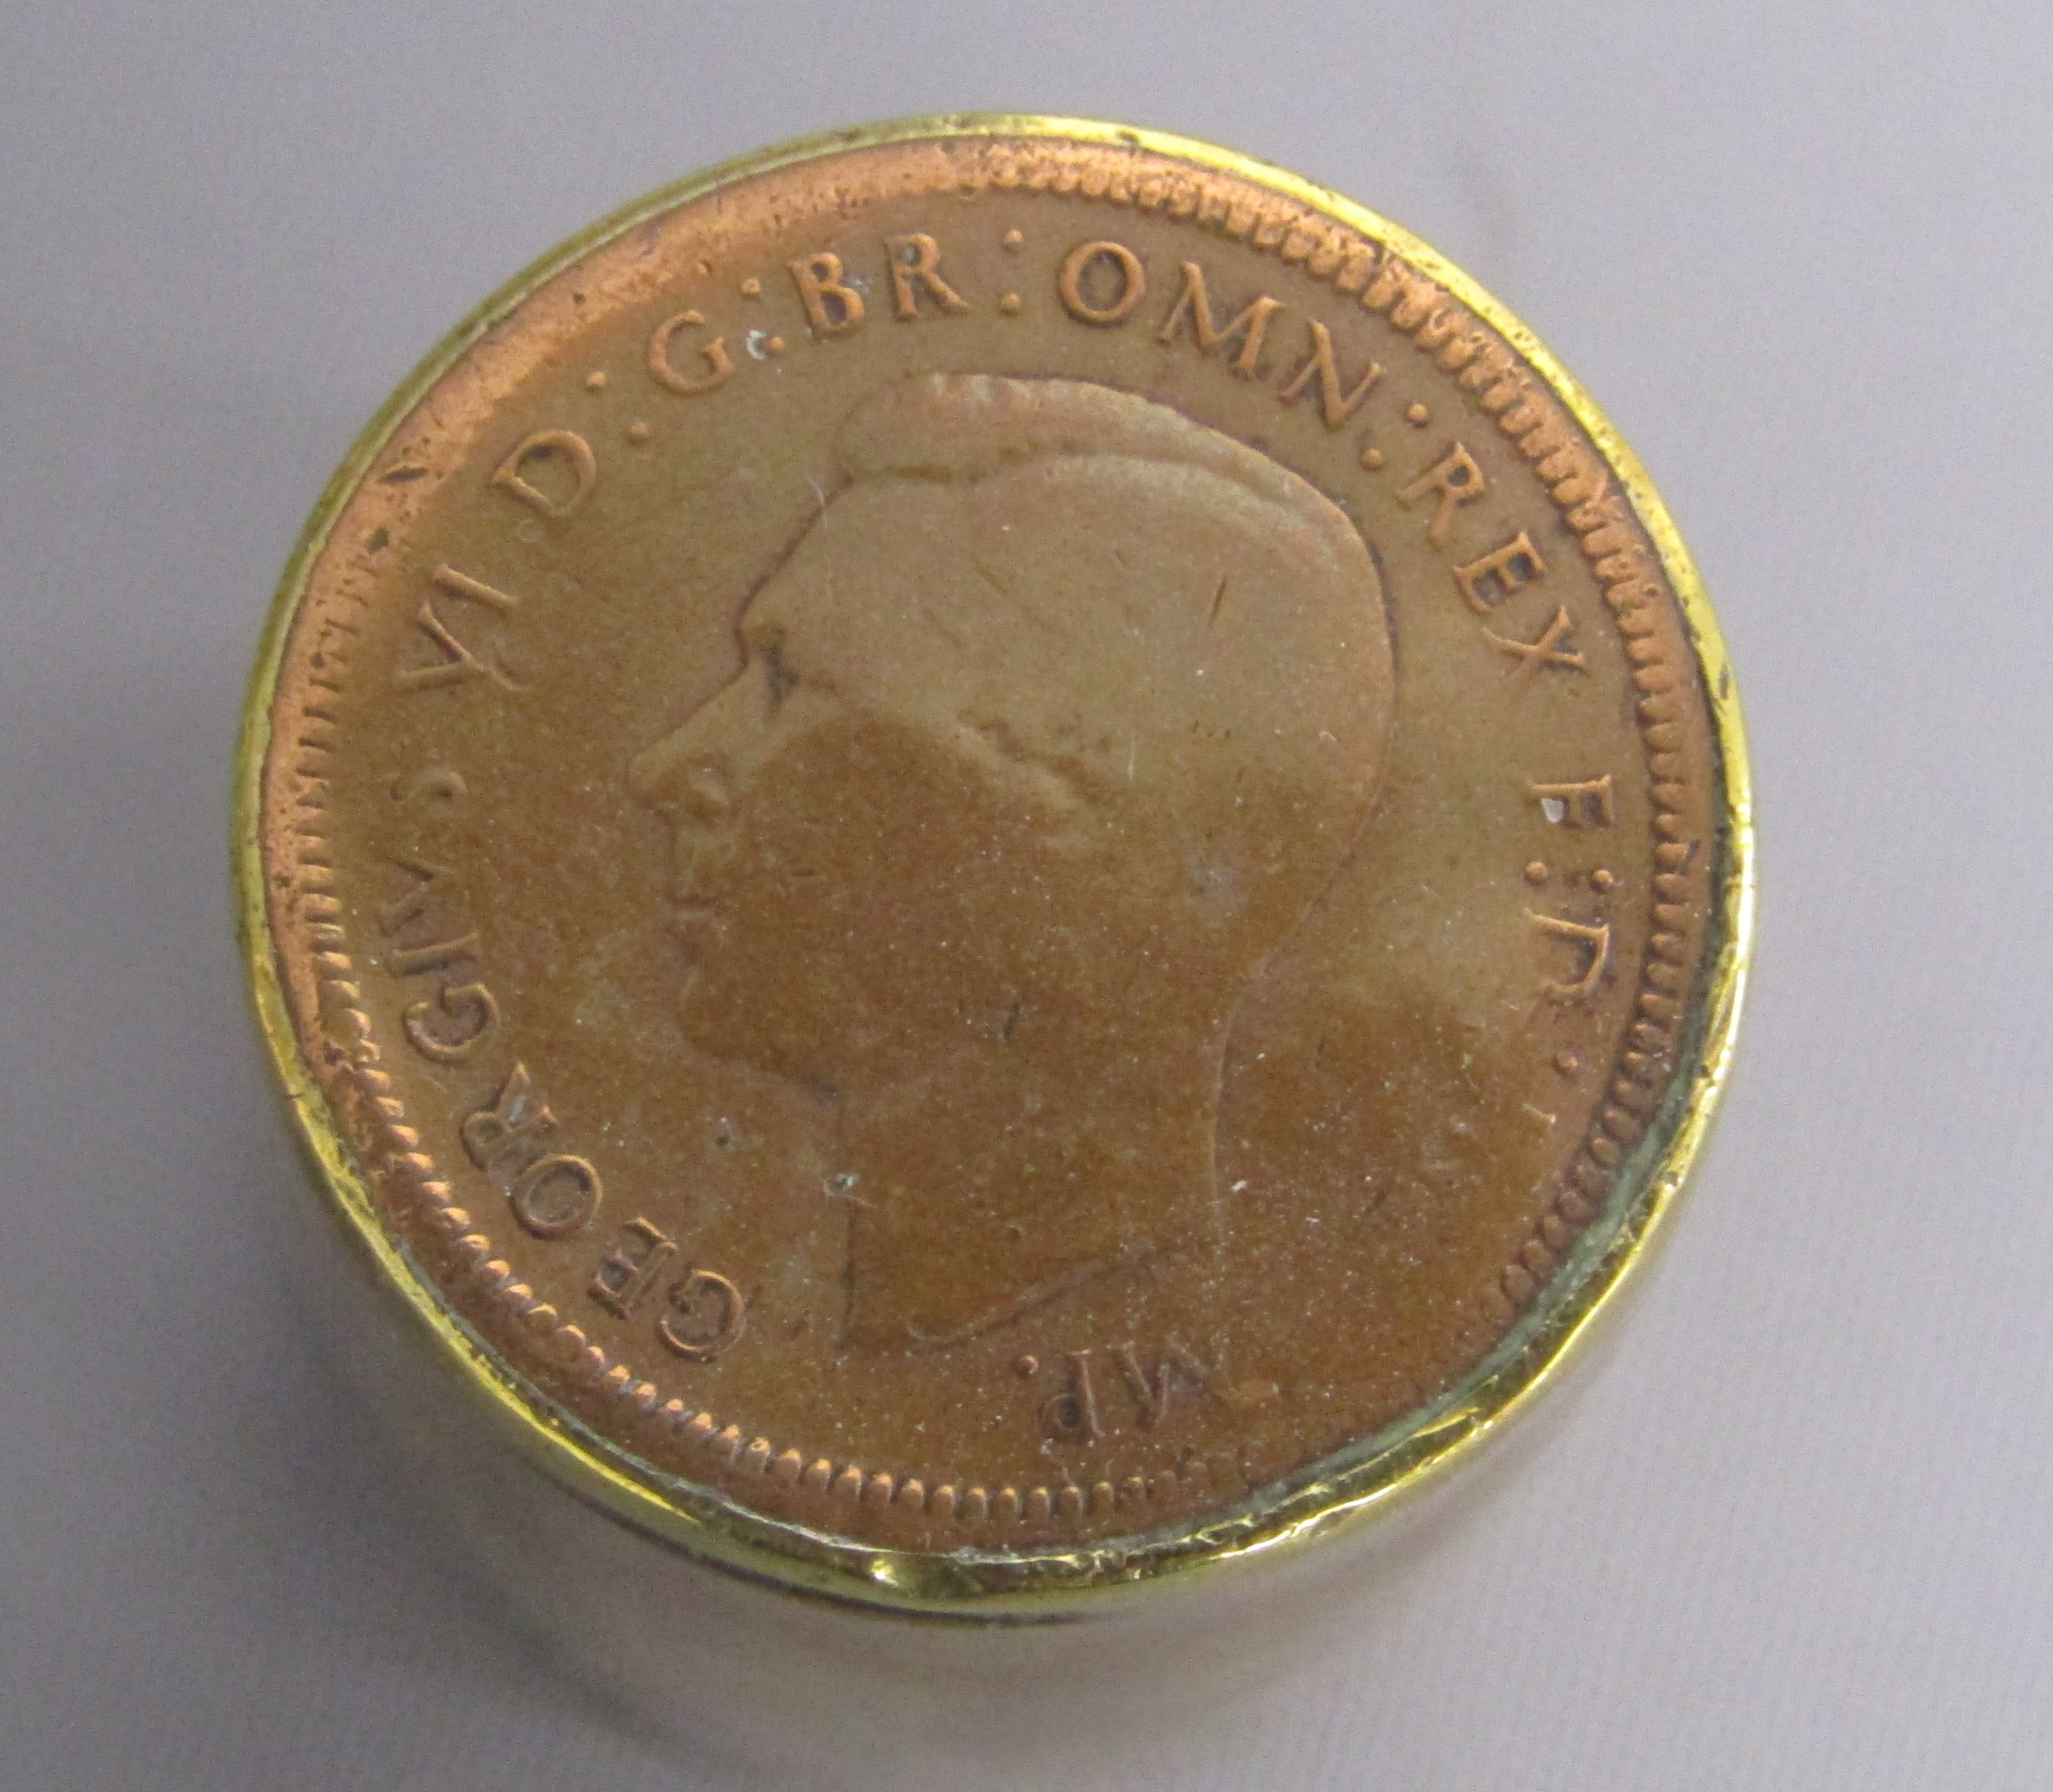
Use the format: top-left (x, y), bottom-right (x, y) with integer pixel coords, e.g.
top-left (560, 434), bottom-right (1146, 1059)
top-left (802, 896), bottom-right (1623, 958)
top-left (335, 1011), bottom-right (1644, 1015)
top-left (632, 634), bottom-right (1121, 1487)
top-left (239, 115), bottom-right (1751, 1613)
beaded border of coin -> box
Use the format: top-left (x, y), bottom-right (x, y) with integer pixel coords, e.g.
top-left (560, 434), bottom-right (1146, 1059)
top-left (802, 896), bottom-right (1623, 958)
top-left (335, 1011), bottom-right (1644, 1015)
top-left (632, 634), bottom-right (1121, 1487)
top-left (275, 134), bottom-right (1714, 1538)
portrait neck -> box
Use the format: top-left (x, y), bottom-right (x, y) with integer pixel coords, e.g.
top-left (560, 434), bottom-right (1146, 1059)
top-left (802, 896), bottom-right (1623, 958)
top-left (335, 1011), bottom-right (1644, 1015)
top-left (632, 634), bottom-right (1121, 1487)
top-left (826, 1004), bottom-right (1227, 1354)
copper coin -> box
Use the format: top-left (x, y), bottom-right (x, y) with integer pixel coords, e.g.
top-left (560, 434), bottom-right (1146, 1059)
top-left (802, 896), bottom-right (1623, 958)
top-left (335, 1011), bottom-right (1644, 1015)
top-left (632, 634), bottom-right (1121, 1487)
top-left (240, 115), bottom-right (1751, 1612)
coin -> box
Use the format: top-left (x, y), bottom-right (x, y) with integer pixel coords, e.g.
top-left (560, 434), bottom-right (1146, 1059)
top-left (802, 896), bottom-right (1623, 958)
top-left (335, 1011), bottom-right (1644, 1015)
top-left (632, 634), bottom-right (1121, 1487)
top-left (238, 115), bottom-right (1751, 1613)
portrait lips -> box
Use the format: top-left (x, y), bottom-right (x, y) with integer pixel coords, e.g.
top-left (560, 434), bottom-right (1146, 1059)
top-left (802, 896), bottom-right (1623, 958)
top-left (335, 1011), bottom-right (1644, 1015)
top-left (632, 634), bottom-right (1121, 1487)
top-left (658, 827), bottom-right (730, 962)
top-left (655, 814), bottom-right (738, 962)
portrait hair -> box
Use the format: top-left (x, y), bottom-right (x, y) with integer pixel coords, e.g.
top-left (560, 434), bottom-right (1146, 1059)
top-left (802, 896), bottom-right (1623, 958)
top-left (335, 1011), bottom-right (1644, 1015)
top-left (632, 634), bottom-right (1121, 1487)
top-left (804, 373), bottom-right (1396, 972)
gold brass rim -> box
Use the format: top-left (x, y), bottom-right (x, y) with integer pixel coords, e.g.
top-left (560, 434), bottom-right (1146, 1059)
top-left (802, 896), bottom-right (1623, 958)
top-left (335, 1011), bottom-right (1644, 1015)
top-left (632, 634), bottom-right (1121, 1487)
top-left (235, 111), bottom-right (1754, 1617)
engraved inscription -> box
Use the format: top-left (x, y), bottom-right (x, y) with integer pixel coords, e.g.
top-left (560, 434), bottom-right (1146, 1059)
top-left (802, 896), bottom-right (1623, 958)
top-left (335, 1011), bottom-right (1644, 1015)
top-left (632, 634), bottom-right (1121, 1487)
top-left (647, 309), bottom-right (735, 396)
top-left (1530, 776), bottom-right (1616, 827)
top-left (1155, 260), bottom-right (1282, 377)
top-left (394, 566), bottom-right (525, 695)
top-left (401, 981), bottom-right (497, 1063)
top-left (788, 251), bottom-right (865, 337)
top-left (461, 1061), bottom-right (557, 1177)
top-left (377, 857), bottom-right (482, 978)
top-left (1056, 239), bottom-right (1148, 325)
top-left (427, 566), bottom-right (518, 616)
top-left (588, 1217), bottom-right (678, 1317)
top-left (490, 430), bottom-right (597, 518)
top-left (388, 930), bottom-right (480, 978)
top-left (1111, 1343), bottom-right (1210, 1430)
top-left (457, 1062), bottom-right (605, 1244)
top-left (1040, 1351), bottom-right (1102, 1442)
top-left (1395, 443), bottom-right (1487, 546)
top-left (1455, 532), bottom-right (1548, 615)
top-left (1033, 1344), bottom-right (1223, 1438)
top-left (1488, 606), bottom-right (1587, 680)
top-left (382, 786), bottom-right (496, 1064)
top-left (508, 1153), bottom-right (603, 1240)
top-left (395, 606), bottom-right (518, 694)
top-left (378, 856), bottom-right (460, 939)
top-left (884, 232), bottom-right (970, 319)
top-left (658, 1269), bottom-right (748, 1360)
top-left (1529, 913), bottom-right (1613, 1001)
top-left (1277, 319), bottom-right (1383, 428)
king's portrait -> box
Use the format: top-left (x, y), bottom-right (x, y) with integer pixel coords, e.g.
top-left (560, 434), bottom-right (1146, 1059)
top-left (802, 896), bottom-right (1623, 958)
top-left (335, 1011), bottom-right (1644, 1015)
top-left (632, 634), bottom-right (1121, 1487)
top-left (630, 375), bottom-right (1395, 1352)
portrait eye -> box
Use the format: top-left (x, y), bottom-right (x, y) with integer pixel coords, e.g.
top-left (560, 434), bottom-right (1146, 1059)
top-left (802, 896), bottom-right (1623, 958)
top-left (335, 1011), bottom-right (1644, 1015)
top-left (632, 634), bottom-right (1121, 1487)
top-left (760, 638), bottom-right (797, 707)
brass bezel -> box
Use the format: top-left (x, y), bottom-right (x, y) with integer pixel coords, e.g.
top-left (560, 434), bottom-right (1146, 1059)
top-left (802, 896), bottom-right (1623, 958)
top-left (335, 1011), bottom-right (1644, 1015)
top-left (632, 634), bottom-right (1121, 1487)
top-left (235, 113), bottom-right (1754, 1618)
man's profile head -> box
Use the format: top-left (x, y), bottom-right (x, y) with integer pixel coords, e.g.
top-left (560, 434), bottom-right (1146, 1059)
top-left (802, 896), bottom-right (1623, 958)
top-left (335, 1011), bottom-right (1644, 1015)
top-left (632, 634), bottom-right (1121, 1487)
top-left (630, 375), bottom-right (1395, 1347)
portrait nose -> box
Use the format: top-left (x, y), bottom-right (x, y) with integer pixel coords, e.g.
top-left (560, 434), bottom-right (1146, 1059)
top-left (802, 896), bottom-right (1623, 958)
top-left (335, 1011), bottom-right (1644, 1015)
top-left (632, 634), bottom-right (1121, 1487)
top-left (628, 710), bottom-right (737, 822)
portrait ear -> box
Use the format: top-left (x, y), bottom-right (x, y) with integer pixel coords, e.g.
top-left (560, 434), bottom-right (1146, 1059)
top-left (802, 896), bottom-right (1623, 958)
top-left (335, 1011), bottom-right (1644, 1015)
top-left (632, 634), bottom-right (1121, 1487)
top-left (949, 717), bottom-right (1093, 847)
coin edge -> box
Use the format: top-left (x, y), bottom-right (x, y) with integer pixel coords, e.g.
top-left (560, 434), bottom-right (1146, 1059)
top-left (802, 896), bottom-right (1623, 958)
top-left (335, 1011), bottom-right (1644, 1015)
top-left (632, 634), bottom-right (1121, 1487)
top-left (233, 111), bottom-right (1756, 1616)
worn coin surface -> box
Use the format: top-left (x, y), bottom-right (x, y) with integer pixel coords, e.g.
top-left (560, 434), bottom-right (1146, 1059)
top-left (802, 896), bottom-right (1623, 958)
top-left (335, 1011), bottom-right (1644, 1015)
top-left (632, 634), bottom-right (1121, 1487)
top-left (240, 115), bottom-right (1750, 1613)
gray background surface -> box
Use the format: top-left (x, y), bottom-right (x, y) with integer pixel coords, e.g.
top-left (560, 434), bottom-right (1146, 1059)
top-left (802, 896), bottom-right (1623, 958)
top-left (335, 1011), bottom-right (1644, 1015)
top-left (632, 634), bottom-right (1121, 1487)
top-left (4, 4), bottom-right (2050, 1788)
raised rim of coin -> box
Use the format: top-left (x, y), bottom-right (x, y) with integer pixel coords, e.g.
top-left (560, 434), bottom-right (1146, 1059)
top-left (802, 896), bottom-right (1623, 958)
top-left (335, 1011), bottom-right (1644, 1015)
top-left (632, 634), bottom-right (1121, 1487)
top-left (236, 112), bottom-right (1754, 1616)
